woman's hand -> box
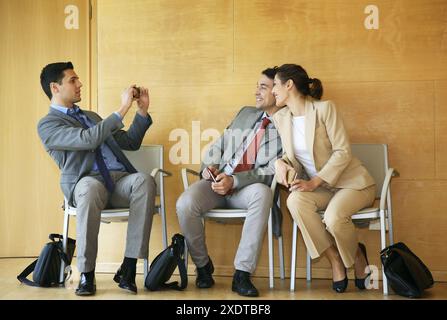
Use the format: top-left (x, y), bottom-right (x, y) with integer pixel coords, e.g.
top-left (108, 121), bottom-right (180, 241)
top-left (289, 176), bottom-right (323, 192)
top-left (276, 159), bottom-right (293, 187)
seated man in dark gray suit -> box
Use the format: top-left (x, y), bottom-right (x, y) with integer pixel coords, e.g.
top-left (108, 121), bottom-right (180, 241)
top-left (176, 67), bottom-right (282, 297)
top-left (38, 62), bottom-right (155, 296)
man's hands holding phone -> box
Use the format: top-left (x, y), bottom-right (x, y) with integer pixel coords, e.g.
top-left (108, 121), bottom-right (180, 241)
top-left (117, 85), bottom-right (150, 119)
top-left (203, 166), bottom-right (234, 195)
top-left (202, 166), bottom-right (219, 181)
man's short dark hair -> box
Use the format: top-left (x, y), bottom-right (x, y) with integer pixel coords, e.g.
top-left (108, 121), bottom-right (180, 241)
top-left (40, 62), bottom-right (74, 100)
top-left (261, 66), bottom-right (278, 80)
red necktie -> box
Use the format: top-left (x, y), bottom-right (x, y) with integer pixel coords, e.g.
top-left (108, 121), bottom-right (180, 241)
top-left (233, 117), bottom-right (271, 173)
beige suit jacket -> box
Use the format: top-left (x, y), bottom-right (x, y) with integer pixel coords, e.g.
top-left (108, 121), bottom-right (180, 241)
top-left (272, 98), bottom-right (375, 190)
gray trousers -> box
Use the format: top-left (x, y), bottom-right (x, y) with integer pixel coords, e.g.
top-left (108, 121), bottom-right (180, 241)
top-left (176, 179), bottom-right (273, 274)
top-left (73, 171), bottom-right (156, 273)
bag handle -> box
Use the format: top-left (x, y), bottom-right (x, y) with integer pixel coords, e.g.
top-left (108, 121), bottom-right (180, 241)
top-left (162, 234), bottom-right (188, 290)
top-left (49, 234), bottom-right (64, 242)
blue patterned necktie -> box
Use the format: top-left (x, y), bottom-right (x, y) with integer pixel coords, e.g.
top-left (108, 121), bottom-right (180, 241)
top-left (67, 108), bottom-right (115, 193)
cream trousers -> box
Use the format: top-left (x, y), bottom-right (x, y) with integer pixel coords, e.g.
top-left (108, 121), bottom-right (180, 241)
top-left (286, 184), bottom-right (376, 267)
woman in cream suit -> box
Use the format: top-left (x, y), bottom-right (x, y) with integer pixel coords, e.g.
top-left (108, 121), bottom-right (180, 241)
top-left (271, 64), bottom-right (376, 293)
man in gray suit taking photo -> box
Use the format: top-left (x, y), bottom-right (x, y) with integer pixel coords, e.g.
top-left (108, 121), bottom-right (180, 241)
top-left (38, 62), bottom-right (155, 296)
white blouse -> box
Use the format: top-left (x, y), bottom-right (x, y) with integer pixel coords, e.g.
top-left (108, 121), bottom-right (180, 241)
top-left (291, 116), bottom-right (318, 178)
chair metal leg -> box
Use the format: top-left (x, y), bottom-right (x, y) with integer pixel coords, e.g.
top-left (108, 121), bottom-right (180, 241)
top-left (60, 210), bottom-right (70, 284)
top-left (386, 192), bottom-right (395, 245)
top-left (275, 193), bottom-right (285, 280)
top-left (306, 251), bottom-right (312, 282)
top-left (290, 222), bottom-right (298, 291)
top-left (382, 266), bottom-right (389, 295)
top-left (184, 239), bottom-right (189, 271)
top-left (380, 209), bottom-right (389, 295)
top-left (268, 212), bottom-right (274, 289)
top-left (160, 204), bottom-right (168, 249)
top-left (278, 235), bottom-right (285, 280)
top-left (144, 258), bottom-right (149, 281)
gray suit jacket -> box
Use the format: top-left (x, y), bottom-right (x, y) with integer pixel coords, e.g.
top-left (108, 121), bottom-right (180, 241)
top-left (201, 106), bottom-right (282, 190)
top-left (37, 107), bottom-right (152, 205)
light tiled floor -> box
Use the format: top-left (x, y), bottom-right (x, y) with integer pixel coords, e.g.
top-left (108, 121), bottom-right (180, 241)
top-left (2, 258), bottom-right (445, 300)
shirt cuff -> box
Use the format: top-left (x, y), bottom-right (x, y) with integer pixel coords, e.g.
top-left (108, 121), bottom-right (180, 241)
top-left (232, 175), bottom-right (239, 189)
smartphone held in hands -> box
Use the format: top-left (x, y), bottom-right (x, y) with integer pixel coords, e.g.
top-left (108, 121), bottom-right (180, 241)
top-left (206, 167), bottom-right (218, 183)
top-left (133, 86), bottom-right (141, 98)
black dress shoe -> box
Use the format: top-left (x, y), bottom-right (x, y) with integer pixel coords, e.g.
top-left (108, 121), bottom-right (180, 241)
top-left (355, 243), bottom-right (372, 290)
top-left (113, 266), bottom-right (137, 294)
top-left (232, 270), bottom-right (259, 297)
top-left (75, 270), bottom-right (96, 296)
top-left (196, 258), bottom-right (215, 289)
top-left (332, 268), bottom-right (348, 293)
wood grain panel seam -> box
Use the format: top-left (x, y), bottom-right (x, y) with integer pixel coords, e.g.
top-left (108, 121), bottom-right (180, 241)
top-left (434, 80), bottom-right (438, 179)
top-left (391, 179), bottom-right (447, 182)
top-left (88, 0), bottom-right (92, 112)
top-left (0, 256), bottom-right (38, 259)
top-left (232, 0), bottom-right (235, 73)
top-left (112, 79), bottom-right (447, 88)
top-left (324, 79), bottom-right (447, 84)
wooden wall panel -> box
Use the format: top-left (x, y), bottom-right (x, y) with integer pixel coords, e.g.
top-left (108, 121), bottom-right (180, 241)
top-left (0, 0), bottom-right (89, 256)
top-left (392, 180), bottom-right (447, 273)
top-left (91, 0), bottom-right (447, 281)
top-left (435, 80), bottom-right (447, 179)
top-left (234, 0), bottom-right (447, 83)
top-left (325, 81), bottom-right (436, 180)
top-left (97, 0), bottom-right (234, 90)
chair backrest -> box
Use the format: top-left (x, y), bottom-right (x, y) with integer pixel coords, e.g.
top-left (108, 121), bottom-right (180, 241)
top-left (123, 145), bottom-right (164, 196)
top-left (351, 144), bottom-right (389, 198)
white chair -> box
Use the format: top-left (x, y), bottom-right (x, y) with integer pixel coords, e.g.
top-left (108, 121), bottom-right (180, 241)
top-left (181, 168), bottom-right (286, 289)
top-left (290, 143), bottom-right (399, 294)
top-left (60, 145), bottom-right (172, 283)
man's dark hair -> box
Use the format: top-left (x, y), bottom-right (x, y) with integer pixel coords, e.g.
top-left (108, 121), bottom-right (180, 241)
top-left (40, 62), bottom-right (74, 99)
top-left (261, 66), bottom-right (278, 80)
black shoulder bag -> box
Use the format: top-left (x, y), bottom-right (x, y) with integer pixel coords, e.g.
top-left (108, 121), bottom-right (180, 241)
top-left (144, 233), bottom-right (188, 291)
top-left (380, 242), bottom-right (433, 298)
top-left (17, 233), bottom-right (76, 287)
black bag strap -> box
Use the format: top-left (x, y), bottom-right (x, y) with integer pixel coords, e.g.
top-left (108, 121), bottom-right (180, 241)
top-left (177, 252), bottom-right (188, 289)
top-left (17, 260), bottom-right (40, 287)
top-left (48, 233), bottom-right (71, 267)
top-left (161, 253), bottom-right (188, 290)
top-left (162, 234), bottom-right (188, 290)
top-left (52, 234), bottom-right (73, 266)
